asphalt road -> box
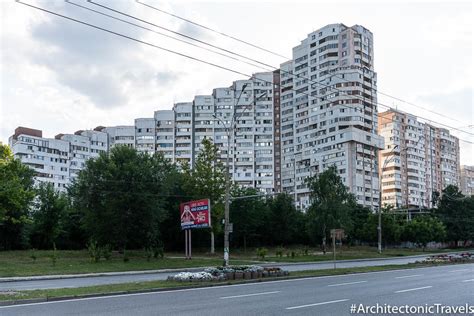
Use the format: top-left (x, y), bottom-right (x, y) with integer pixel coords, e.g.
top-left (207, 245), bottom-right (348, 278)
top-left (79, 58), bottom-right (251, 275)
top-left (1, 263), bottom-right (473, 315)
top-left (0, 255), bottom-right (432, 291)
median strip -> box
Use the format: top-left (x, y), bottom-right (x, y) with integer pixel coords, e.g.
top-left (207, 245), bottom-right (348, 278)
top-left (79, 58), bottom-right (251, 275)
top-left (219, 291), bottom-right (280, 299)
top-left (395, 286), bottom-right (432, 293)
top-left (327, 281), bottom-right (367, 287)
top-left (286, 299), bottom-right (349, 310)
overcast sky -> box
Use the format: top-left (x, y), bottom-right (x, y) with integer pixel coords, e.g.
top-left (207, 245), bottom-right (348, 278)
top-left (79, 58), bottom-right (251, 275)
top-left (1, 0), bottom-right (472, 164)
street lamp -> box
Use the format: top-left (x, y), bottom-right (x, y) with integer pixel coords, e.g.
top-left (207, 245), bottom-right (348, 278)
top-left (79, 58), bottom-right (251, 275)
top-left (212, 86), bottom-right (268, 266)
top-left (378, 144), bottom-right (399, 253)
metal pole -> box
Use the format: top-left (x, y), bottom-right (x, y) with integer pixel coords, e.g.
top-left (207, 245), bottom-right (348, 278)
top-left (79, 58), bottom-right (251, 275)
top-left (189, 229), bottom-right (192, 259)
top-left (185, 230), bottom-right (188, 259)
top-left (223, 128), bottom-right (231, 266)
top-left (378, 180), bottom-right (382, 254)
top-left (333, 232), bottom-right (336, 269)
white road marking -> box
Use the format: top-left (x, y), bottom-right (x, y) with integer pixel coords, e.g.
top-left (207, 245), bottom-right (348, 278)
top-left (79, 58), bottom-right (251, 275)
top-left (449, 269), bottom-right (469, 273)
top-left (395, 286), bottom-right (432, 293)
top-left (327, 281), bottom-right (367, 287)
top-left (462, 279), bottom-right (474, 282)
top-left (395, 274), bottom-right (422, 279)
top-left (286, 299), bottom-right (349, 310)
top-left (220, 291), bottom-right (280, 299)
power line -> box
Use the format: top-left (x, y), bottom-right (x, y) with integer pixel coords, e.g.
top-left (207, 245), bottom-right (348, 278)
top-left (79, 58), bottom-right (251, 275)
top-left (135, 0), bottom-right (288, 60)
top-left (87, 0), bottom-right (474, 138)
top-left (87, 0), bottom-right (276, 71)
top-left (17, 0), bottom-right (474, 146)
top-left (137, 0), bottom-right (469, 127)
top-left (65, 0), bottom-right (270, 71)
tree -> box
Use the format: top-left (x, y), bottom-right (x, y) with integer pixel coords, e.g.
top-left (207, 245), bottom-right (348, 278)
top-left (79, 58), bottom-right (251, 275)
top-left (70, 146), bottom-right (175, 250)
top-left (230, 187), bottom-right (268, 251)
top-left (0, 144), bottom-right (35, 250)
top-left (30, 182), bottom-right (68, 249)
top-left (346, 204), bottom-right (372, 245)
top-left (267, 193), bottom-right (302, 246)
top-left (402, 215), bottom-right (446, 250)
top-left (182, 138), bottom-right (226, 253)
top-left (435, 185), bottom-right (474, 246)
top-left (305, 166), bottom-right (354, 253)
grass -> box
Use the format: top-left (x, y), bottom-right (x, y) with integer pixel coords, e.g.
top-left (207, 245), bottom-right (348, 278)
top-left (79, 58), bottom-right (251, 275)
top-left (231, 245), bottom-right (467, 263)
top-left (0, 250), bottom-right (254, 277)
top-left (0, 262), bottom-right (462, 302)
top-left (0, 246), bottom-right (468, 277)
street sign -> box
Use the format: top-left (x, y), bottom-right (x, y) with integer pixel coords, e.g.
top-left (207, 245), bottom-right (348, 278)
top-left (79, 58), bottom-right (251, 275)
top-left (180, 199), bottom-right (211, 230)
top-left (330, 229), bottom-right (345, 240)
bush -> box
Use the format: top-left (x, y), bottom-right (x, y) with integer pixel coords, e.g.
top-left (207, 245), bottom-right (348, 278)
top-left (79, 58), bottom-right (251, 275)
top-left (87, 240), bottom-right (101, 263)
top-left (291, 251), bottom-right (296, 258)
top-left (102, 244), bottom-right (112, 261)
top-left (30, 249), bottom-right (37, 263)
top-left (256, 247), bottom-right (268, 260)
top-left (275, 246), bottom-right (284, 258)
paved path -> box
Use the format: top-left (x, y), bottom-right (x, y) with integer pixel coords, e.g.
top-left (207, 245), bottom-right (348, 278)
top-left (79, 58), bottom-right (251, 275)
top-left (1, 263), bottom-right (472, 315)
top-left (0, 254), bottom-right (432, 291)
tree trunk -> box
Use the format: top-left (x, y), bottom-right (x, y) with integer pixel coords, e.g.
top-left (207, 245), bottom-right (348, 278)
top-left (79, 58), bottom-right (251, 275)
top-left (210, 231), bottom-right (215, 254)
top-left (322, 225), bottom-right (327, 255)
top-left (244, 235), bottom-right (247, 254)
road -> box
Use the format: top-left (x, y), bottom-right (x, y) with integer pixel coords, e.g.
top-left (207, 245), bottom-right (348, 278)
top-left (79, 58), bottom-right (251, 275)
top-left (0, 254), bottom-right (432, 291)
top-left (1, 263), bottom-right (473, 315)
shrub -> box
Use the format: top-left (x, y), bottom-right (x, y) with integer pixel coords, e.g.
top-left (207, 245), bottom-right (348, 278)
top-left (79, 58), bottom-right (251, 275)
top-left (275, 246), bottom-right (284, 258)
top-left (87, 240), bottom-right (101, 263)
top-left (291, 251), bottom-right (296, 258)
top-left (256, 247), bottom-right (268, 260)
top-left (30, 249), bottom-right (37, 263)
top-left (102, 244), bottom-right (112, 261)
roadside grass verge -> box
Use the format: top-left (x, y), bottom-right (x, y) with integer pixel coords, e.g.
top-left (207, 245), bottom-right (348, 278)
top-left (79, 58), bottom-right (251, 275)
top-left (0, 262), bottom-right (465, 303)
top-left (0, 246), bottom-right (468, 277)
top-left (0, 250), bottom-right (253, 277)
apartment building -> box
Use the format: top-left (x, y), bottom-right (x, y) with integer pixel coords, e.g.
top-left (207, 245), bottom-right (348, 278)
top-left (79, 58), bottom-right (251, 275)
top-left (100, 126), bottom-right (135, 149)
top-left (9, 127), bottom-right (72, 191)
top-left (460, 165), bottom-right (474, 196)
top-left (378, 109), bottom-right (460, 209)
top-left (280, 24), bottom-right (383, 209)
top-left (9, 126), bottom-right (108, 191)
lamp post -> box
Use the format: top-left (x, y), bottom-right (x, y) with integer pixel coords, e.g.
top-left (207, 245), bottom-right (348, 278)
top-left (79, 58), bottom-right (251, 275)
top-left (378, 144), bottom-right (399, 254)
top-left (212, 84), bottom-right (268, 266)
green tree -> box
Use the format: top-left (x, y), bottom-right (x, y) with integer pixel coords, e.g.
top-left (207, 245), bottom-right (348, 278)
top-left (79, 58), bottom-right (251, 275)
top-left (182, 138), bottom-right (226, 253)
top-left (346, 204), bottom-right (372, 245)
top-left (267, 193), bottom-right (302, 246)
top-left (30, 182), bottom-right (68, 249)
top-left (305, 166), bottom-right (354, 253)
top-left (402, 215), bottom-right (446, 250)
top-left (436, 185), bottom-right (474, 246)
top-left (0, 144), bottom-right (35, 250)
top-left (230, 187), bottom-right (268, 251)
top-left (70, 146), bottom-right (175, 251)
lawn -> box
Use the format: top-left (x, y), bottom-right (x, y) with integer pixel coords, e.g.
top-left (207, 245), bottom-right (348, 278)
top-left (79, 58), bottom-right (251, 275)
top-left (0, 246), bottom-right (466, 277)
top-left (0, 249), bottom-right (255, 277)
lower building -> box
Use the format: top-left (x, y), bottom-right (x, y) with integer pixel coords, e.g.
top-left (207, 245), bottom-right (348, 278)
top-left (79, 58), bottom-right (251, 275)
top-left (460, 165), bottom-right (474, 196)
top-left (378, 109), bottom-right (460, 209)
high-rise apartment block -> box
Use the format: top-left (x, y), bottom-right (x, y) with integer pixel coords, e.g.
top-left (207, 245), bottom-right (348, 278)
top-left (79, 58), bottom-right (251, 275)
top-left (280, 24), bottom-right (383, 209)
top-left (378, 109), bottom-right (460, 209)
top-left (460, 165), bottom-right (474, 196)
top-left (8, 23), bottom-right (463, 210)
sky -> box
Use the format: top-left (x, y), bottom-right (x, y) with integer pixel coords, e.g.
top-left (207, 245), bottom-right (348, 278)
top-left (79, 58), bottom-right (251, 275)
top-left (0, 0), bottom-right (473, 164)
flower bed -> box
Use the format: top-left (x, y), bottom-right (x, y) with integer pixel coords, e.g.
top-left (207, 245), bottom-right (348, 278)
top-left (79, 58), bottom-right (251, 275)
top-left (167, 265), bottom-right (289, 282)
top-left (417, 252), bottom-right (474, 264)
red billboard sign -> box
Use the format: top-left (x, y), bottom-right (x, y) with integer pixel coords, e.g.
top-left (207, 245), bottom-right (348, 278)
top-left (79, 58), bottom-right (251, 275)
top-left (180, 199), bottom-right (211, 230)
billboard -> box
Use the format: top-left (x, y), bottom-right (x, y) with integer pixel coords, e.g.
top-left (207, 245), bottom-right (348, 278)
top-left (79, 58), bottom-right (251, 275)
top-left (180, 199), bottom-right (211, 230)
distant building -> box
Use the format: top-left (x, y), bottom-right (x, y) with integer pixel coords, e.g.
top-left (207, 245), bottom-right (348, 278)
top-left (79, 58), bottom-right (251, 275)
top-left (378, 109), bottom-right (460, 209)
top-left (460, 165), bottom-right (474, 196)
